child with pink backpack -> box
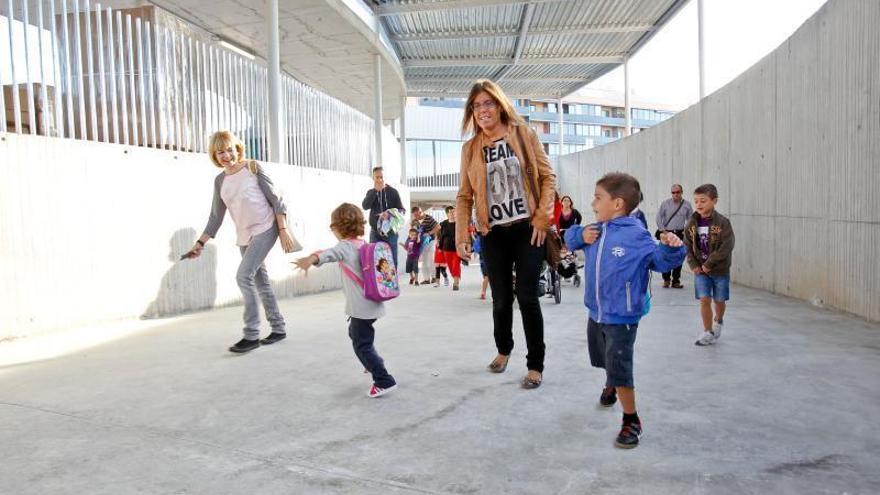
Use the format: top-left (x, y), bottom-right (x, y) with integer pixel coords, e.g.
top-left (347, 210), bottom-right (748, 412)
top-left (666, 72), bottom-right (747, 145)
top-left (293, 203), bottom-right (398, 398)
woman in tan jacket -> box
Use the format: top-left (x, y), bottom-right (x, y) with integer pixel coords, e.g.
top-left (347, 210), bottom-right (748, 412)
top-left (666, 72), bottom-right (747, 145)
top-left (455, 80), bottom-right (556, 389)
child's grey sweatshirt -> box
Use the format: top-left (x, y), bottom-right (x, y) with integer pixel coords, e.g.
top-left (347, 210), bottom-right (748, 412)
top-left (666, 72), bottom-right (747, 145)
top-left (317, 240), bottom-right (386, 320)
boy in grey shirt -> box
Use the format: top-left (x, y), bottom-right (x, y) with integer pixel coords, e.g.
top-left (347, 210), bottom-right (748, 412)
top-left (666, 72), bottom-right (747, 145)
top-left (294, 203), bottom-right (397, 398)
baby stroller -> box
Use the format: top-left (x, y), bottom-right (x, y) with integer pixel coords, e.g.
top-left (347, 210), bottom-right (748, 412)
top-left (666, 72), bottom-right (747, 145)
top-left (556, 250), bottom-right (582, 287)
top-left (537, 262), bottom-right (562, 304)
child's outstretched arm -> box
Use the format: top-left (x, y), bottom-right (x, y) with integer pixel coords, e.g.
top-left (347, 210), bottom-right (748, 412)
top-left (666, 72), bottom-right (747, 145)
top-left (293, 254), bottom-right (319, 273)
top-left (648, 232), bottom-right (687, 273)
top-left (293, 242), bottom-right (346, 273)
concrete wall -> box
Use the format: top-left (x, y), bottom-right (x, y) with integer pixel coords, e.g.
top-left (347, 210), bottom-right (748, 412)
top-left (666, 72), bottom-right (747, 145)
top-left (0, 132), bottom-right (410, 339)
top-left (558, 0), bottom-right (880, 322)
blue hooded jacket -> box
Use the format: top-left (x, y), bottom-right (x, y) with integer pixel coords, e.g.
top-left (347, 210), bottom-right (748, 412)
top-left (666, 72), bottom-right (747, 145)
top-left (565, 216), bottom-right (686, 324)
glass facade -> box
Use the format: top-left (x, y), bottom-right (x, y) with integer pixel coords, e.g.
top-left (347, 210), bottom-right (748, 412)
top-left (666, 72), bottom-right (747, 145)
top-left (411, 97), bottom-right (677, 174)
top-left (406, 139), bottom-right (463, 188)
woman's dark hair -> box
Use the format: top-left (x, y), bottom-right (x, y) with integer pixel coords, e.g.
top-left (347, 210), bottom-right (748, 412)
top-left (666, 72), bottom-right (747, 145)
top-left (561, 195), bottom-right (574, 208)
top-left (330, 203), bottom-right (366, 238)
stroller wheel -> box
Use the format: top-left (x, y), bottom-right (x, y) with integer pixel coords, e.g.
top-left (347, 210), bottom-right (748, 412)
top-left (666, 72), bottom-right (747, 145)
top-left (554, 277), bottom-right (562, 304)
top-left (573, 275), bottom-right (581, 288)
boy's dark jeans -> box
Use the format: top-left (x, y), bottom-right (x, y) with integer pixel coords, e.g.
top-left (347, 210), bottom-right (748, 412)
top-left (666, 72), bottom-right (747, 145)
top-left (348, 317), bottom-right (396, 388)
top-left (482, 221), bottom-right (546, 372)
top-left (587, 319), bottom-right (638, 388)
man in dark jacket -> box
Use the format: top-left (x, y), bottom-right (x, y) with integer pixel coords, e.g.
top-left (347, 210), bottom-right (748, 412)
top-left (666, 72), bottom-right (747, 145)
top-left (362, 166), bottom-right (405, 266)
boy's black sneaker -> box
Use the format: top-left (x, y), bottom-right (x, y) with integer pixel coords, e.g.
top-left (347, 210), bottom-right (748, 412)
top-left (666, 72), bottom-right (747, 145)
top-left (229, 338), bottom-right (260, 353)
top-left (599, 387), bottom-right (617, 407)
top-left (260, 332), bottom-right (286, 345)
top-left (614, 421), bottom-right (642, 449)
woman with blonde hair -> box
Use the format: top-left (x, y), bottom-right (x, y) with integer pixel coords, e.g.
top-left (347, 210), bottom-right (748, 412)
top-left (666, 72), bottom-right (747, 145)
top-left (187, 131), bottom-right (297, 353)
top-left (455, 80), bottom-right (556, 389)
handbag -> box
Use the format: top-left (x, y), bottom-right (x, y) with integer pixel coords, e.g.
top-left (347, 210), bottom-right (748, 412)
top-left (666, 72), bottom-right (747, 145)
top-left (655, 200), bottom-right (686, 240)
top-left (520, 130), bottom-right (562, 266)
top-left (247, 161), bottom-right (303, 252)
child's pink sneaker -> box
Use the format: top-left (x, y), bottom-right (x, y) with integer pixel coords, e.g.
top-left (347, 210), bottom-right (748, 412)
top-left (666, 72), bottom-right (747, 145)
top-left (367, 383), bottom-right (397, 398)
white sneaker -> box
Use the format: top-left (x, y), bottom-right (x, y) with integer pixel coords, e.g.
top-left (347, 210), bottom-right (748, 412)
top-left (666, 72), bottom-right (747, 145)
top-left (712, 321), bottom-right (723, 340)
top-left (695, 331), bottom-right (716, 346)
top-left (444, 277), bottom-right (450, 286)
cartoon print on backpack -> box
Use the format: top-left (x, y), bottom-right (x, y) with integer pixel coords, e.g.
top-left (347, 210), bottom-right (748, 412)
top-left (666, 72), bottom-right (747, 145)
top-left (376, 258), bottom-right (397, 289)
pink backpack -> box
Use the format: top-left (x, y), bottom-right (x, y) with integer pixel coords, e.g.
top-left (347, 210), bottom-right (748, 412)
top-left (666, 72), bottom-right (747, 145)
top-left (340, 240), bottom-right (400, 302)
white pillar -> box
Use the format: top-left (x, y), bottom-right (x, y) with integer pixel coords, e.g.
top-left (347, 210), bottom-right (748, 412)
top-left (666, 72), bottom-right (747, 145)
top-left (267, 0), bottom-right (284, 162)
top-left (374, 54), bottom-right (383, 167)
top-left (624, 56), bottom-right (631, 137)
top-left (557, 97), bottom-right (563, 156)
top-left (399, 96), bottom-right (407, 183)
top-left (697, 0), bottom-right (706, 100)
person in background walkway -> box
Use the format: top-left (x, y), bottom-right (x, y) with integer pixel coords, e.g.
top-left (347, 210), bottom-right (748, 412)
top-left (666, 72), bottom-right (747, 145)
top-left (630, 192), bottom-right (648, 230)
top-left (552, 191), bottom-right (564, 231)
top-left (655, 184), bottom-right (693, 288)
top-left (565, 172), bottom-right (686, 449)
top-left (684, 184), bottom-right (735, 347)
top-left (412, 206), bottom-right (440, 285)
top-left (187, 131), bottom-right (296, 354)
top-left (433, 240), bottom-right (449, 287)
top-left (558, 195), bottom-right (583, 238)
top-left (455, 79), bottom-right (556, 389)
top-left (401, 228), bottom-right (422, 286)
top-left (362, 166), bottom-right (405, 267)
top-left (293, 204), bottom-right (397, 398)
top-left (473, 232), bottom-right (490, 300)
top-left (438, 206), bottom-right (462, 290)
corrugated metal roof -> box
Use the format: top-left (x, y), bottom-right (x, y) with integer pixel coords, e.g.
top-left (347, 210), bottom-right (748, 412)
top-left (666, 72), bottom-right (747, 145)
top-left (373, 0), bottom-right (689, 98)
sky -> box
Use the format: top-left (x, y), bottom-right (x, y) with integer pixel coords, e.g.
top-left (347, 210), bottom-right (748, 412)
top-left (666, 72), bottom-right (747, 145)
top-left (580, 0), bottom-right (829, 109)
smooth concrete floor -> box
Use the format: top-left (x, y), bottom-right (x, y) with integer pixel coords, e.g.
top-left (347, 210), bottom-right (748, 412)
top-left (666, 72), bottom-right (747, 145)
top-left (1, 265), bottom-right (879, 494)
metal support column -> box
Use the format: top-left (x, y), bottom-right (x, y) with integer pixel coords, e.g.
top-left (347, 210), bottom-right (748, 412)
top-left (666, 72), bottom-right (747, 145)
top-left (557, 97), bottom-right (563, 156)
top-left (624, 56), bottom-right (632, 137)
top-left (399, 96), bottom-right (406, 183)
top-left (697, 0), bottom-right (706, 99)
top-left (373, 54), bottom-right (383, 167)
top-left (267, 0), bottom-right (284, 162)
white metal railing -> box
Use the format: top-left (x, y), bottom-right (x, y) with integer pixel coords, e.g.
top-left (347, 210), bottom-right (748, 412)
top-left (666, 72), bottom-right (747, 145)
top-left (407, 172), bottom-right (460, 189)
top-left (1, 1), bottom-right (374, 175)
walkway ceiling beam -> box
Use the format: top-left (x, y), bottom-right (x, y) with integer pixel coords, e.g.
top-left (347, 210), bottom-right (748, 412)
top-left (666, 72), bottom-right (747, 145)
top-left (402, 55), bottom-right (624, 68)
top-left (392, 24), bottom-right (655, 42)
top-left (494, 2), bottom-right (536, 82)
top-left (376, 0), bottom-right (556, 16)
top-left (408, 90), bottom-right (563, 98)
top-left (408, 76), bottom-right (592, 83)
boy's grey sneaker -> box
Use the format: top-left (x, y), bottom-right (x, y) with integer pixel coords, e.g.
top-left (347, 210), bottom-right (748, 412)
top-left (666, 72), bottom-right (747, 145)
top-left (229, 338), bottom-right (260, 353)
top-left (260, 332), bottom-right (286, 345)
top-left (712, 321), bottom-right (723, 340)
top-left (695, 331), bottom-right (716, 346)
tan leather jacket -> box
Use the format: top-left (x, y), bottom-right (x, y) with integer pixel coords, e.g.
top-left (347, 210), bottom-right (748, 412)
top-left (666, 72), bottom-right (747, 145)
top-left (455, 123), bottom-right (557, 247)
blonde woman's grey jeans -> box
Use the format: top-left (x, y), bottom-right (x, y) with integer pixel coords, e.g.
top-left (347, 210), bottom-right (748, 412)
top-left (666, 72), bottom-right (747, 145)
top-left (237, 226), bottom-right (286, 340)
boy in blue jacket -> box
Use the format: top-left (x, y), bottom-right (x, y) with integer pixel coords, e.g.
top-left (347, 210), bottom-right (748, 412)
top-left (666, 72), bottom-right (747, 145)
top-left (565, 173), bottom-right (686, 449)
